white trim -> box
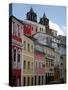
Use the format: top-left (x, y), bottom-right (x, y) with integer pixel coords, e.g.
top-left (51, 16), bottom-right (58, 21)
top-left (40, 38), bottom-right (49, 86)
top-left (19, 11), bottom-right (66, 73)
top-left (23, 53), bottom-right (34, 58)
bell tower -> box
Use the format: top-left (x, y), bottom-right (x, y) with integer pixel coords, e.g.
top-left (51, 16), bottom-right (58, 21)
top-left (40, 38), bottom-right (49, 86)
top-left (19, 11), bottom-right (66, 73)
top-left (39, 13), bottom-right (49, 31)
top-left (26, 7), bottom-right (37, 22)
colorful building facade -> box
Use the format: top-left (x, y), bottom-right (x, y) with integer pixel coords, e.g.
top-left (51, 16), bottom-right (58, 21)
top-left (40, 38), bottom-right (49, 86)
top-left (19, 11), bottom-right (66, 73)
top-left (9, 7), bottom-right (66, 86)
top-left (34, 41), bottom-right (46, 85)
top-left (9, 16), bottom-right (23, 86)
top-left (23, 35), bottom-right (34, 86)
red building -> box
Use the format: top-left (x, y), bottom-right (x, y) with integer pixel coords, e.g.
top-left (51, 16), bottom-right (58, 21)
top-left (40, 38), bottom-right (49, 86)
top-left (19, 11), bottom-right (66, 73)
top-left (23, 22), bottom-right (32, 36)
top-left (9, 16), bottom-right (23, 86)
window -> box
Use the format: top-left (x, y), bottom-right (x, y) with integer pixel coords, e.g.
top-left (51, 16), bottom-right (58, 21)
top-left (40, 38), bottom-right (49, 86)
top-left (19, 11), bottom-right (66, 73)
top-left (27, 43), bottom-right (30, 52)
top-left (61, 63), bottom-right (63, 66)
top-left (14, 49), bottom-right (16, 62)
top-left (18, 53), bottom-right (20, 63)
top-left (32, 27), bottom-right (33, 31)
top-left (31, 45), bottom-right (33, 52)
top-left (40, 28), bottom-right (41, 31)
top-left (42, 28), bottom-right (43, 32)
top-left (36, 62), bottom-right (37, 68)
top-left (27, 77), bottom-right (30, 86)
top-left (60, 56), bottom-right (63, 59)
top-left (13, 22), bottom-right (16, 35)
top-left (35, 76), bottom-right (37, 85)
top-left (31, 77), bottom-right (33, 85)
top-left (28, 61), bottom-right (30, 69)
top-left (36, 28), bottom-right (37, 32)
top-left (23, 60), bottom-right (26, 69)
top-left (23, 77), bottom-right (26, 86)
top-left (17, 24), bottom-right (20, 37)
top-left (32, 62), bottom-right (33, 69)
top-left (38, 76), bottom-right (41, 85)
top-left (39, 62), bottom-right (41, 68)
top-left (13, 75), bottom-right (16, 86)
top-left (42, 76), bottom-right (44, 85)
top-left (23, 41), bottom-right (26, 50)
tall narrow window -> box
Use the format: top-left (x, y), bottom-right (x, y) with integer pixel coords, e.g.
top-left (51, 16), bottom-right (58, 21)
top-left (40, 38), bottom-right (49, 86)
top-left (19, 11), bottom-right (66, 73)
top-left (18, 53), bottom-right (20, 63)
top-left (32, 62), bottom-right (33, 69)
top-left (38, 76), bottom-right (40, 85)
top-left (42, 76), bottom-right (44, 85)
top-left (27, 43), bottom-right (30, 52)
top-left (23, 41), bottom-right (26, 50)
top-left (23, 60), bottom-right (26, 69)
top-left (36, 28), bottom-right (37, 32)
top-left (27, 77), bottom-right (30, 86)
top-left (23, 77), bottom-right (26, 86)
top-left (17, 24), bottom-right (20, 37)
top-left (13, 22), bottom-right (16, 35)
top-left (35, 76), bottom-right (37, 85)
top-left (31, 77), bottom-right (33, 85)
top-left (31, 45), bottom-right (33, 53)
top-left (28, 61), bottom-right (30, 69)
top-left (14, 49), bottom-right (16, 62)
top-left (36, 62), bottom-right (37, 68)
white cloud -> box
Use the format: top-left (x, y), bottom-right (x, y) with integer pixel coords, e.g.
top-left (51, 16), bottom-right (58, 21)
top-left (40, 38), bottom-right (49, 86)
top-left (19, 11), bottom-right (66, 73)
top-left (49, 21), bottom-right (66, 36)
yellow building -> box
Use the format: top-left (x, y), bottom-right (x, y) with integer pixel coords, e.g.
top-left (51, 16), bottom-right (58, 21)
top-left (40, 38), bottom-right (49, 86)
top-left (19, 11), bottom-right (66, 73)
top-left (23, 35), bottom-right (34, 86)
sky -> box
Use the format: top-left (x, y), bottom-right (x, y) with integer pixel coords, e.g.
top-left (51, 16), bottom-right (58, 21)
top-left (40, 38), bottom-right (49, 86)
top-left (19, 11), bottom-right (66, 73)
top-left (9, 3), bottom-right (66, 36)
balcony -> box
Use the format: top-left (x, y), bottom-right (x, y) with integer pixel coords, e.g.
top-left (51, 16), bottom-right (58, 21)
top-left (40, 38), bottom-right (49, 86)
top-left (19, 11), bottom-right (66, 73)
top-left (35, 44), bottom-right (44, 53)
top-left (46, 54), bottom-right (55, 60)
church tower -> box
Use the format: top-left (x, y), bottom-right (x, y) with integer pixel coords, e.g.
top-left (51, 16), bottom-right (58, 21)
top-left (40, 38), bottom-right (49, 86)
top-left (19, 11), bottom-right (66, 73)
top-left (39, 13), bottom-right (49, 31)
top-left (26, 7), bottom-right (37, 22)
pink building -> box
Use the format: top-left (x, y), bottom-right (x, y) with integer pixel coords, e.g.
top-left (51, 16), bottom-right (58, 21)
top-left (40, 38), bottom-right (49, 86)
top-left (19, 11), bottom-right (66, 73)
top-left (34, 42), bottom-right (46, 85)
top-left (9, 16), bottom-right (23, 86)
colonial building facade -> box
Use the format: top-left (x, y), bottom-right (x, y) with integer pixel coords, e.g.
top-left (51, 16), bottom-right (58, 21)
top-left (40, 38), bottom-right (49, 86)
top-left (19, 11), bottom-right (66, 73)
top-left (9, 7), bottom-right (66, 86)
top-left (9, 16), bottom-right (23, 86)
